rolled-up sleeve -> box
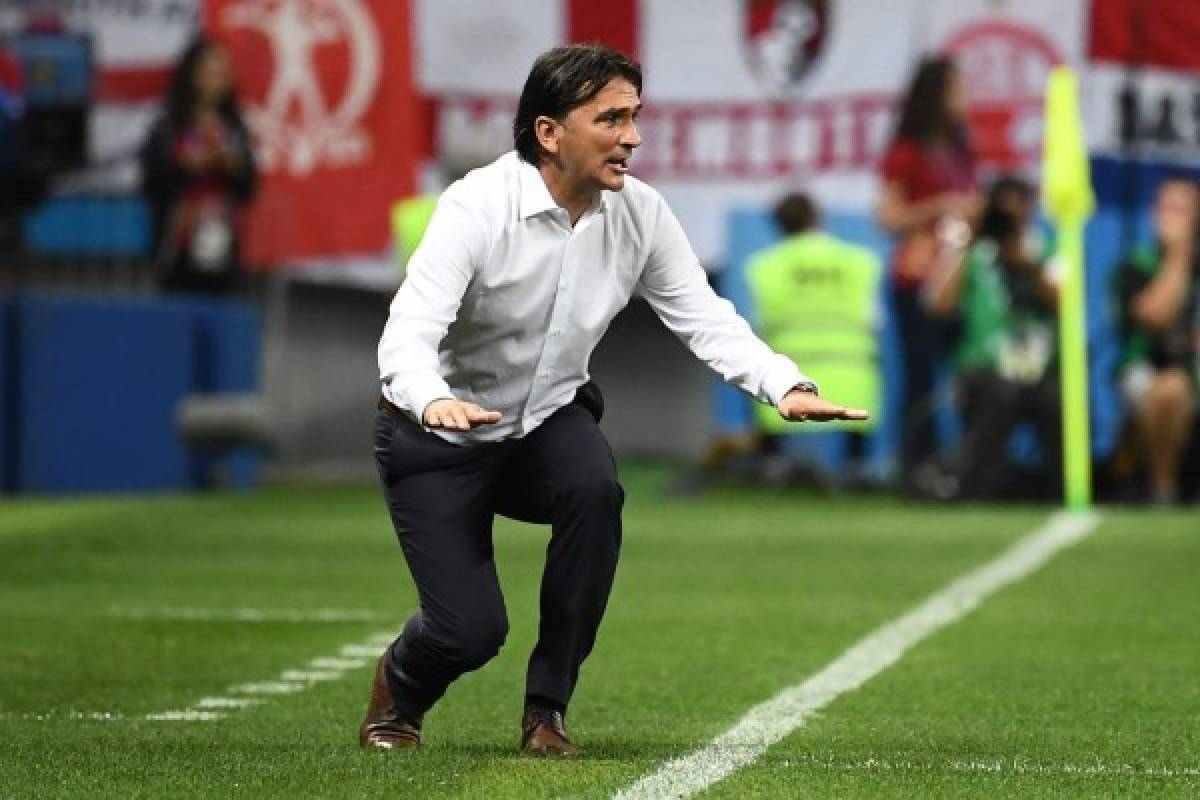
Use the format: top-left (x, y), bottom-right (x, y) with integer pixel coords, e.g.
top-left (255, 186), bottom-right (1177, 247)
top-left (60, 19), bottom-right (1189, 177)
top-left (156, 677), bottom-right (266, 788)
top-left (378, 189), bottom-right (487, 420)
top-left (635, 196), bottom-right (811, 406)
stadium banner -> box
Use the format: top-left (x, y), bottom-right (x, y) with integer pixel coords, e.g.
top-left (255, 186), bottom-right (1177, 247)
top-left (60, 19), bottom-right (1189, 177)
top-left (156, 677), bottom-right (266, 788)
top-left (416, 0), bottom-right (1087, 263)
top-left (4, 0), bottom-right (1200, 265)
top-left (206, 0), bottom-right (423, 265)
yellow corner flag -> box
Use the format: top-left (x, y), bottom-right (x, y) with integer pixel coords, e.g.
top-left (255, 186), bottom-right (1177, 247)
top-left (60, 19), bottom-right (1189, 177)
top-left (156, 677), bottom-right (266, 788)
top-left (1042, 66), bottom-right (1096, 509)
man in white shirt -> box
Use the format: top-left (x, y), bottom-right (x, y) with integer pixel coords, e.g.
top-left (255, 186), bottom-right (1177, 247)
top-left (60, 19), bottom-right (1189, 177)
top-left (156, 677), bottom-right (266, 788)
top-left (363, 44), bottom-right (868, 755)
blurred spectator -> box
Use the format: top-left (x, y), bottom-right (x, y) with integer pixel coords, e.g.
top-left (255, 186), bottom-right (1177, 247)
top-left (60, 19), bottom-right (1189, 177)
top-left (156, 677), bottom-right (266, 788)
top-left (877, 55), bottom-right (980, 492)
top-left (927, 176), bottom-right (1061, 501)
top-left (746, 192), bottom-right (882, 487)
top-left (140, 37), bottom-right (257, 295)
top-left (1113, 176), bottom-right (1200, 504)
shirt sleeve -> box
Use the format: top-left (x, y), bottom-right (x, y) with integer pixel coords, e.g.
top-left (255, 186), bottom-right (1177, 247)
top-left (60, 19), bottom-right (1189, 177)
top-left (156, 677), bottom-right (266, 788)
top-left (377, 188), bottom-right (488, 420)
top-left (636, 196), bottom-right (810, 406)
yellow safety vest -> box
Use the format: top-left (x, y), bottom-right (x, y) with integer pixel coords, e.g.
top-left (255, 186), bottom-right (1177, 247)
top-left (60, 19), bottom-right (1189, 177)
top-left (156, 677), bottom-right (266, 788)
top-left (746, 231), bottom-right (882, 434)
top-left (391, 194), bottom-right (438, 279)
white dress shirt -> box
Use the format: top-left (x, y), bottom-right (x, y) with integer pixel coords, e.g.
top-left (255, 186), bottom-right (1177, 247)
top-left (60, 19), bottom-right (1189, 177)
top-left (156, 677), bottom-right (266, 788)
top-left (379, 151), bottom-right (810, 444)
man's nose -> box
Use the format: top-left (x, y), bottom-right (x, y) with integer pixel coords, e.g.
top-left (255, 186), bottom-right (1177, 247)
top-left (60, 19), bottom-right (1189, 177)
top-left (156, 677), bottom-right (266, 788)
top-left (621, 121), bottom-right (641, 149)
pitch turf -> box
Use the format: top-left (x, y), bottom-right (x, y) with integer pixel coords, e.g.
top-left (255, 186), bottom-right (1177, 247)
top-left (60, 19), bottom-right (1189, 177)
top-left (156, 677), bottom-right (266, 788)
top-left (0, 464), bottom-right (1196, 798)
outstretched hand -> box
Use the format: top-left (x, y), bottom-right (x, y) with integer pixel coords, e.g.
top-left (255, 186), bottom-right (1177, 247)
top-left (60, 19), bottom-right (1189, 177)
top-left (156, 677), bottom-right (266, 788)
top-left (777, 388), bottom-right (870, 423)
top-left (423, 399), bottom-right (502, 431)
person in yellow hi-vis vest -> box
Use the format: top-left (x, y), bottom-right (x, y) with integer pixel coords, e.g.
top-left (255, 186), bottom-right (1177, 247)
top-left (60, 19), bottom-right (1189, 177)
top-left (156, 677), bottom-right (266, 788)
top-left (392, 194), bottom-right (437, 279)
top-left (746, 193), bottom-right (882, 482)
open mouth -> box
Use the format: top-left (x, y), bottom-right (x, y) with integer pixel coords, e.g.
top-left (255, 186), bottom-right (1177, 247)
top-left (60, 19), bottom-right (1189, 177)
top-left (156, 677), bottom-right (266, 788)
top-left (605, 155), bottom-right (630, 174)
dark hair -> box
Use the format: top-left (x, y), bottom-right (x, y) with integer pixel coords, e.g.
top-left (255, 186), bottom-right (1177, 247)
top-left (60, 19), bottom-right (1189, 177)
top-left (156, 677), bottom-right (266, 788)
top-left (165, 36), bottom-right (242, 127)
top-left (977, 206), bottom-right (1019, 245)
top-left (892, 55), bottom-right (968, 152)
top-left (773, 192), bottom-right (820, 234)
top-left (979, 175), bottom-right (1033, 244)
top-left (513, 44), bottom-right (642, 164)
top-left (987, 174), bottom-right (1034, 209)
top-left (1157, 172), bottom-right (1200, 197)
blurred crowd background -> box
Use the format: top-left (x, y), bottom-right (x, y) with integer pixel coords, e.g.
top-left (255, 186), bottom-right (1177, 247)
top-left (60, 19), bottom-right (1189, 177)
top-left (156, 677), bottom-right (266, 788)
top-left (1, 0), bottom-right (1197, 505)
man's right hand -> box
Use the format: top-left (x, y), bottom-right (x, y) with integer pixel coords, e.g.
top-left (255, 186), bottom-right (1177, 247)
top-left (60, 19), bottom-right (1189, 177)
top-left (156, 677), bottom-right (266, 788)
top-left (422, 399), bottom-right (502, 431)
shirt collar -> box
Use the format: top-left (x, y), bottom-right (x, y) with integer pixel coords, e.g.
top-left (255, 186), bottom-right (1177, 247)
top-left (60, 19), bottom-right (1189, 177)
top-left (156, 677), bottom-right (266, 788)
top-left (517, 157), bottom-right (609, 220)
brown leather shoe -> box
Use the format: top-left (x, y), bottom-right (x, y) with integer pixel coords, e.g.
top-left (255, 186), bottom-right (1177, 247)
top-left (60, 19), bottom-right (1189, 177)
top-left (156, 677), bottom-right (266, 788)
top-left (359, 656), bottom-right (421, 749)
top-left (520, 706), bottom-right (579, 756)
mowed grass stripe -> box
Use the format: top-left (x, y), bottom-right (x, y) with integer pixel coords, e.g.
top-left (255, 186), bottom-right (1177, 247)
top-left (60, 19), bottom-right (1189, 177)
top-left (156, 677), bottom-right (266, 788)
top-left (615, 510), bottom-right (1101, 800)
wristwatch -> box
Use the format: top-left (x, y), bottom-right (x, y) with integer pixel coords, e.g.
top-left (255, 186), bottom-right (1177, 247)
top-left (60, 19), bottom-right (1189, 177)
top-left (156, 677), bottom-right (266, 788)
top-left (792, 380), bottom-right (819, 396)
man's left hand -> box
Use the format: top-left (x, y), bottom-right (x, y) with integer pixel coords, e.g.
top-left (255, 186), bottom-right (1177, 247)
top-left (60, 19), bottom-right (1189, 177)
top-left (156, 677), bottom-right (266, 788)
top-left (777, 388), bottom-right (870, 423)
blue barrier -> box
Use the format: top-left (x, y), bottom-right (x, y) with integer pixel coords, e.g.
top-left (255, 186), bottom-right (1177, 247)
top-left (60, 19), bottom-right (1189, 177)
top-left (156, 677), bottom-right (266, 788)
top-left (16, 294), bottom-right (196, 492)
top-left (23, 196), bottom-right (152, 257)
top-left (187, 298), bottom-right (262, 491)
top-left (7, 293), bottom-right (260, 494)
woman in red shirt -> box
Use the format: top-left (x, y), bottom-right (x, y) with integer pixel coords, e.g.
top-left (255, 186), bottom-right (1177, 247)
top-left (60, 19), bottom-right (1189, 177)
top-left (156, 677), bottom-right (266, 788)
top-left (877, 55), bottom-right (980, 491)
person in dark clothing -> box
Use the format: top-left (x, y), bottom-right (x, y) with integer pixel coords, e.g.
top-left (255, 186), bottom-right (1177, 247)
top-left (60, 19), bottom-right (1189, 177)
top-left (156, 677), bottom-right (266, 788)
top-left (876, 55), bottom-right (981, 492)
top-left (140, 37), bottom-right (257, 294)
top-left (927, 176), bottom-right (1061, 501)
top-left (1113, 176), bottom-right (1199, 504)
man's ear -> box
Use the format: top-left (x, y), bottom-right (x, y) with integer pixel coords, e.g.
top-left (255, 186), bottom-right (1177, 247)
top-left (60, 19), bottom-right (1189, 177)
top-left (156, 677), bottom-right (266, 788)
top-left (534, 115), bottom-right (561, 157)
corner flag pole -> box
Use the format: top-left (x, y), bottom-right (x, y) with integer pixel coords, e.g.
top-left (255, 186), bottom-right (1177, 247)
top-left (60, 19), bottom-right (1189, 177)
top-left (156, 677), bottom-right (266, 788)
top-left (1042, 67), bottom-right (1096, 509)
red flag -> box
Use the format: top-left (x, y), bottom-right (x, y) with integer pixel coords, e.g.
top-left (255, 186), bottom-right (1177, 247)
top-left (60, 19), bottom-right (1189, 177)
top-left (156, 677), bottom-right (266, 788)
top-left (206, 0), bottom-right (425, 266)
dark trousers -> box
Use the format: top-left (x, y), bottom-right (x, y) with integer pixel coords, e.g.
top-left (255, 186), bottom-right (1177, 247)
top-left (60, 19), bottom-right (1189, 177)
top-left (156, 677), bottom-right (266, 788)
top-left (372, 394), bottom-right (623, 720)
top-left (957, 370), bottom-right (1062, 501)
top-left (893, 285), bottom-right (958, 478)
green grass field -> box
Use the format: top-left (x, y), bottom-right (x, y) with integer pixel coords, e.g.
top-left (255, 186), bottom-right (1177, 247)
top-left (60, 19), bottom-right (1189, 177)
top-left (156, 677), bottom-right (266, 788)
top-left (1, 464), bottom-right (1197, 799)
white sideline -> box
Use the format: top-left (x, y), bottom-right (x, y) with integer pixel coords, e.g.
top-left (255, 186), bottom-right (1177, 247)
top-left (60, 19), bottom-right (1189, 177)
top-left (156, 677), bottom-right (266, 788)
top-left (108, 607), bottom-right (384, 623)
top-left (143, 631), bottom-right (394, 721)
top-left (614, 511), bottom-right (1101, 800)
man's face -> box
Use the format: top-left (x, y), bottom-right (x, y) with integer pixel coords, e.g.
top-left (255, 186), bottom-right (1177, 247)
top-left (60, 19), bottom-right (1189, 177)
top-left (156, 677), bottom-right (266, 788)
top-left (548, 78), bottom-right (642, 193)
